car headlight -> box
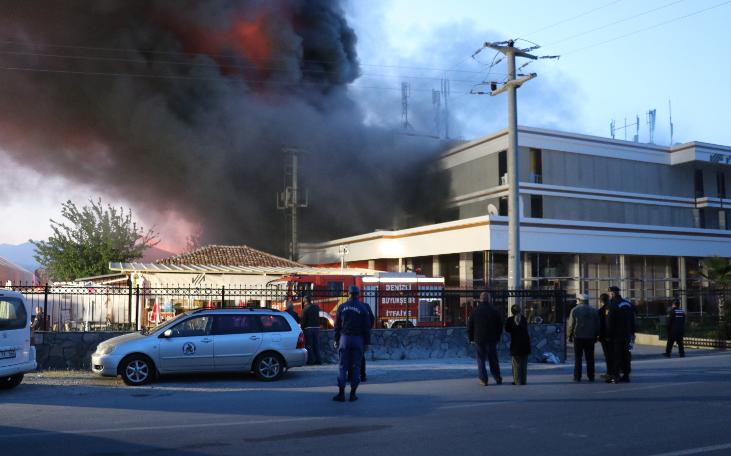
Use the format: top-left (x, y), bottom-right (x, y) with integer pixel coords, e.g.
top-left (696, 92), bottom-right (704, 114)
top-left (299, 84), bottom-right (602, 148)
top-left (97, 345), bottom-right (116, 355)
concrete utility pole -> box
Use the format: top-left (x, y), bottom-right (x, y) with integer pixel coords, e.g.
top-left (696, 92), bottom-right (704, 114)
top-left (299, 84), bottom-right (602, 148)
top-left (483, 40), bottom-right (537, 290)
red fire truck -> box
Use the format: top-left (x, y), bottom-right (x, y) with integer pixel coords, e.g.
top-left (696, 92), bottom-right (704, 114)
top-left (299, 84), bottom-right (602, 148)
top-left (268, 272), bottom-right (445, 328)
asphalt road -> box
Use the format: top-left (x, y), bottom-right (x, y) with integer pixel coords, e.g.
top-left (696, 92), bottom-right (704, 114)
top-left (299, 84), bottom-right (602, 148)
top-left (2, 346), bottom-right (731, 456)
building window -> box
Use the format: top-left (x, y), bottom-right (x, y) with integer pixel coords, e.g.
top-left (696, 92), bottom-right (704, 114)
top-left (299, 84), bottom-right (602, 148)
top-left (530, 195), bottom-right (543, 218)
top-left (694, 169), bottom-right (704, 198)
top-left (498, 196), bottom-right (508, 216)
top-left (698, 208), bottom-right (706, 228)
top-left (717, 171), bottom-right (726, 199)
top-left (529, 148), bottom-right (542, 183)
top-left (498, 150), bottom-right (507, 186)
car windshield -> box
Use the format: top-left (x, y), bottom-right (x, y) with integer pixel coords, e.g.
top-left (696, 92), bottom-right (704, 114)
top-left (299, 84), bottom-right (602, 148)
top-left (144, 312), bottom-right (189, 335)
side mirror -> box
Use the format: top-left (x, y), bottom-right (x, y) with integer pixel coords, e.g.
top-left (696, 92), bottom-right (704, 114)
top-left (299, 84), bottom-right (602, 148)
top-left (162, 329), bottom-right (173, 338)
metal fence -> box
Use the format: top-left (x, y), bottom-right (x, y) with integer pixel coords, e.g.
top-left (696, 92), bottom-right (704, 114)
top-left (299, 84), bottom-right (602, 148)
top-left (2, 282), bottom-right (567, 332)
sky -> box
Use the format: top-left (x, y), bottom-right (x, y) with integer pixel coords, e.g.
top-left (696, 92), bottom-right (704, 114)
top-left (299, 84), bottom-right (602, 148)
top-left (1, 0), bottom-right (730, 249)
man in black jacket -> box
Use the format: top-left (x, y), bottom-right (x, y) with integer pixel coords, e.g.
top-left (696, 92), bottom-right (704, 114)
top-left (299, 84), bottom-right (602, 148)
top-left (664, 299), bottom-right (686, 358)
top-left (301, 296), bottom-right (322, 365)
top-left (597, 293), bottom-right (611, 378)
top-left (467, 292), bottom-right (503, 386)
top-left (606, 286), bottom-right (635, 383)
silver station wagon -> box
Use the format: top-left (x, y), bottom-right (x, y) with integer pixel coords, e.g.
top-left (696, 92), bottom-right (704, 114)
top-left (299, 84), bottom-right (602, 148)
top-left (92, 308), bottom-right (307, 385)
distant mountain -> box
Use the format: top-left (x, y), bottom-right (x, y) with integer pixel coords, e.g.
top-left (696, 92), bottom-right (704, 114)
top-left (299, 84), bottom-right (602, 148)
top-left (0, 242), bottom-right (175, 272)
top-left (0, 242), bottom-right (39, 272)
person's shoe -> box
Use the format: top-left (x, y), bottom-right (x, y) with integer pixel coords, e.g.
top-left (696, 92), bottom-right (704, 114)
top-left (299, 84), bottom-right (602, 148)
top-left (619, 376), bottom-right (630, 383)
top-left (349, 392), bottom-right (359, 402)
top-left (496, 377), bottom-right (503, 385)
top-left (479, 379), bottom-right (487, 386)
top-left (663, 353), bottom-right (671, 358)
top-left (606, 377), bottom-right (617, 384)
top-left (333, 388), bottom-right (346, 402)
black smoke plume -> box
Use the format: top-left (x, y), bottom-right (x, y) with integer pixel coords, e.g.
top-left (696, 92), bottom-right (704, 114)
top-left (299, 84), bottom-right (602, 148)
top-left (0, 0), bottom-right (446, 254)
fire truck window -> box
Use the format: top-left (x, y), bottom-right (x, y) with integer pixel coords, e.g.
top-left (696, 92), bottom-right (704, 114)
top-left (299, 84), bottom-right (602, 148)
top-left (295, 282), bottom-right (312, 299)
top-left (258, 315), bottom-right (291, 333)
top-left (327, 282), bottom-right (343, 297)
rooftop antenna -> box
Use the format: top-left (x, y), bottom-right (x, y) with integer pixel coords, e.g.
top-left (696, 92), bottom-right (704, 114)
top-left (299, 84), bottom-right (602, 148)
top-left (634, 115), bottom-right (639, 143)
top-left (432, 89), bottom-right (442, 137)
top-left (611, 115), bottom-right (640, 141)
top-left (401, 82), bottom-right (412, 130)
top-left (647, 109), bottom-right (656, 144)
top-left (277, 148), bottom-right (309, 261)
top-left (441, 77), bottom-right (450, 139)
top-left (610, 119), bottom-right (616, 139)
top-left (668, 100), bottom-right (674, 145)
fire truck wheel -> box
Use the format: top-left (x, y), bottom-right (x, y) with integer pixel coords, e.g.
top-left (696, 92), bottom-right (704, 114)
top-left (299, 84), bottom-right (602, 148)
top-left (253, 352), bottom-right (285, 381)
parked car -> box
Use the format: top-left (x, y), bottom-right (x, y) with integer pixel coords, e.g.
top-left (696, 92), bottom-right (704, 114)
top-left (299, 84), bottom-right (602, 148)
top-left (0, 289), bottom-right (37, 389)
top-left (92, 308), bottom-right (307, 386)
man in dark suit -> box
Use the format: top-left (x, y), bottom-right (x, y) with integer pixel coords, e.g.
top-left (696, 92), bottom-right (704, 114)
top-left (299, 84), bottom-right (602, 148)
top-left (467, 292), bottom-right (503, 386)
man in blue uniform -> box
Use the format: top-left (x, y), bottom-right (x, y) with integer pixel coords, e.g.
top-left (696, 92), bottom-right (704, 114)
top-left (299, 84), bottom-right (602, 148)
top-left (606, 286), bottom-right (635, 383)
top-left (333, 285), bottom-right (371, 402)
top-left (664, 299), bottom-right (686, 357)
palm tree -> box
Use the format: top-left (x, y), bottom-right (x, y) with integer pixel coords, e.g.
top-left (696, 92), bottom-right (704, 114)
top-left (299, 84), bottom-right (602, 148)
top-left (700, 256), bottom-right (731, 338)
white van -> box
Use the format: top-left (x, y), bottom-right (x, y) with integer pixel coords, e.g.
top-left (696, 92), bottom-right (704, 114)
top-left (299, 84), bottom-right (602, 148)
top-left (0, 289), bottom-right (36, 389)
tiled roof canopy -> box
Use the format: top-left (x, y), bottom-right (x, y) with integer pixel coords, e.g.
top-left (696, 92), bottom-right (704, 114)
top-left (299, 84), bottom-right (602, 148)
top-left (156, 245), bottom-right (303, 268)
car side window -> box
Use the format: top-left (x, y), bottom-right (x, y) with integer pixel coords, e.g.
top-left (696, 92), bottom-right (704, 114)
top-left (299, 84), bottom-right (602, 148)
top-left (0, 298), bottom-right (28, 330)
top-left (212, 315), bottom-right (261, 335)
top-left (258, 315), bottom-right (291, 333)
top-left (170, 316), bottom-right (210, 337)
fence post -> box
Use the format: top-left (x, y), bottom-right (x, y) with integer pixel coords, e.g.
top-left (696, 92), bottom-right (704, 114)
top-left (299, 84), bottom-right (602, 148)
top-left (135, 285), bottom-right (140, 331)
top-left (43, 283), bottom-right (49, 331)
top-left (221, 286), bottom-right (225, 309)
top-left (127, 278), bottom-right (133, 330)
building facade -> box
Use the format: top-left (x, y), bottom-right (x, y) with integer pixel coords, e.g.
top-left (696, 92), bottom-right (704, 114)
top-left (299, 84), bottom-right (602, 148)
top-left (300, 127), bottom-right (731, 316)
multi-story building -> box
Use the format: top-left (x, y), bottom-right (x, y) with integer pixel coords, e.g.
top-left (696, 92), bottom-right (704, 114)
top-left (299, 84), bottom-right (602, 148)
top-left (300, 127), bottom-right (731, 316)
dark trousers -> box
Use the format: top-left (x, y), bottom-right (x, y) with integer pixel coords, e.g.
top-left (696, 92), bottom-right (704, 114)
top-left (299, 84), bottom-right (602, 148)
top-left (337, 335), bottom-right (363, 390)
top-left (610, 338), bottom-right (631, 379)
top-left (600, 340), bottom-right (611, 374)
top-left (666, 334), bottom-right (685, 356)
top-left (573, 338), bottom-right (596, 380)
top-left (511, 355), bottom-right (528, 385)
top-left (475, 342), bottom-right (501, 382)
top-left (304, 328), bottom-right (321, 364)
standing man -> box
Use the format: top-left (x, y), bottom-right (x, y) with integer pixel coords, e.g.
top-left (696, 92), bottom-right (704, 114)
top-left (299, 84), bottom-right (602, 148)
top-left (664, 299), bottom-right (686, 358)
top-left (606, 286), bottom-right (635, 383)
top-left (467, 292), bottom-right (503, 386)
top-left (333, 285), bottom-right (371, 402)
top-left (568, 293), bottom-right (600, 382)
top-left (597, 293), bottom-right (611, 379)
top-left (31, 306), bottom-right (45, 331)
top-left (285, 301), bottom-right (301, 325)
top-left (301, 296), bottom-right (322, 365)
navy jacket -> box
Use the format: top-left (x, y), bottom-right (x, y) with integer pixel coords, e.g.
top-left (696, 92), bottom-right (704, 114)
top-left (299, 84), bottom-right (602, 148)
top-left (667, 306), bottom-right (686, 337)
top-left (606, 298), bottom-right (635, 341)
top-left (468, 302), bottom-right (503, 344)
top-left (334, 298), bottom-right (372, 345)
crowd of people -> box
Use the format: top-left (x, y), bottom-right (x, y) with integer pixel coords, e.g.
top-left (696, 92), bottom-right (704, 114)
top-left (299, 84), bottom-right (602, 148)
top-left (286, 285), bottom-right (686, 400)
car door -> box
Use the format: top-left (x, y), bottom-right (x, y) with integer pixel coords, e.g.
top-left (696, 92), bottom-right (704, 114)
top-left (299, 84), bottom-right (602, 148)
top-left (157, 316), bottom-right (214, 373)
top-left (211, 314), bottom-right (263, 371)
top-left (258, 314), bottom-right (294, 350)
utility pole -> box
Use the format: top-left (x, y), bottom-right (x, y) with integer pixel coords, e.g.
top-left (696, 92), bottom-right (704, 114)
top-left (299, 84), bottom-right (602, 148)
top-left (277, 148), bottom-right (308, 261)
top-left (483, 40), bottom-right (537, 291)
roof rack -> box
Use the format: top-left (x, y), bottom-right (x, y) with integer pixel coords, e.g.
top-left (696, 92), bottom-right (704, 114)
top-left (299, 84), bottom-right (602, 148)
top-left (190, 307), bottom-right (280, 314)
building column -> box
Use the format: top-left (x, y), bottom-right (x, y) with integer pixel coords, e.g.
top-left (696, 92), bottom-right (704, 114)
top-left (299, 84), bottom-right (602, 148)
top-left (679, 256), bottom-right (687, 310)
top-left (368, 260), bottom-right (376, 270)
top-left (522, 252), bottom-right (532, 290)
top-left (459, 252), bottom-right (473, 288)
top-left (619, 255), bottom-right (628, 298)
top-left (398, 258), bottom-right (404, 273)
top-left (432, 256), bottom-right (441, 278)
top-left (573, 254), bottom-right (582, 297)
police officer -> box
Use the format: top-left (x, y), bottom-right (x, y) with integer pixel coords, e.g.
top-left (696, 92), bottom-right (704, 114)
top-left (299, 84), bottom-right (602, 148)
top-left (597, 293), bottom-right (611, 379)
top-left (605, 286), bottom-right (635, 383)
top-left (664, 299), bottom-right (686, 358)
top-left (333, 285), bottom-right (371, 402)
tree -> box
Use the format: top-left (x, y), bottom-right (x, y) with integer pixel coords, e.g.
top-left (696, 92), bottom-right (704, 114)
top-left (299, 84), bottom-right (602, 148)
top-left (700, 256), bottom-right (731, 338)
top-left (31, 199), bottom-right (159, 281)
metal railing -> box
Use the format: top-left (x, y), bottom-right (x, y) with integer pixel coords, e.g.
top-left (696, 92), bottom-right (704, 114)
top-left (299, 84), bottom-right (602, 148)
top-left (1, 282), bottom-right (567, 332)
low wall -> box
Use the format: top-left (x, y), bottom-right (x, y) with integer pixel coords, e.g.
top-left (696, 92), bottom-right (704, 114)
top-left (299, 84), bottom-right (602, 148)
top-left (33, 325), bottom-right (565, 371)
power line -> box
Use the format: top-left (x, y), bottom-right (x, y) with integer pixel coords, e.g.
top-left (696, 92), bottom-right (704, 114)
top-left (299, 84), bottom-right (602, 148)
top-left (519, 0), bottom-right (626, 38)
top-left (543, 0), bottom-right (690, 48)
top-left (560, 0), bottom-right (731, 55)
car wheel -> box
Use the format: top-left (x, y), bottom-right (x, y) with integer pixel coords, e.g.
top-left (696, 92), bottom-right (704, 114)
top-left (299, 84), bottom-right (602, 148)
top-left (120, 355), bottom-right (154, 386)
top-left (0, 374), bottom-right (24, 390)
top-left (253, 352), bottom-right (285, 381)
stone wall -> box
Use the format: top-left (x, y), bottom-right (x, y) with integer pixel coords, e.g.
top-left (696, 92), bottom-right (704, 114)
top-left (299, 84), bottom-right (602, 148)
top-left (33, 332), bottom-right (127, 370)
top-left (319, 325), bottom-right (566, 364)
top-left (32, 325), bottom-right (565, 370)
